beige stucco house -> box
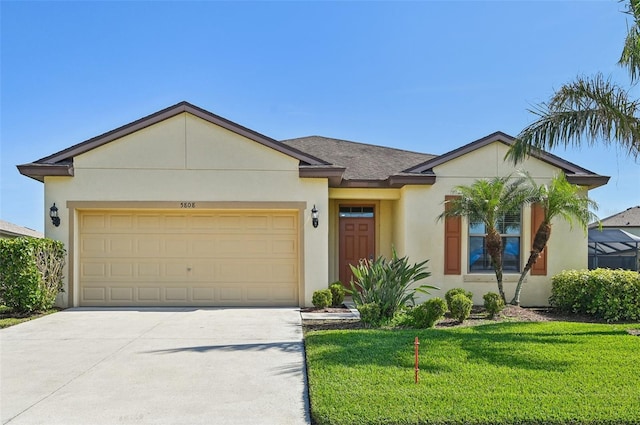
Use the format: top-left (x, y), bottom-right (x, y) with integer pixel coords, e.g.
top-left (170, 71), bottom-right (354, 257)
top-left (18, 102), bottom-right (609, 308)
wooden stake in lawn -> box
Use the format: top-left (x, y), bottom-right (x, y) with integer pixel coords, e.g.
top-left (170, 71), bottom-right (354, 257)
top-left (414, 337), bottom-right (419, 384)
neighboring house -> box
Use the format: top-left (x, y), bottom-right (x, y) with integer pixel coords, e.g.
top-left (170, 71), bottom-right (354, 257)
top-left (0, 219), bottom-right (44, 239)
top-left (588, 206), bottom-right (640, 271)
top-left (17, 102), bottom-right (609, 308)
top-left (591, 206), bottom-right (640, 237)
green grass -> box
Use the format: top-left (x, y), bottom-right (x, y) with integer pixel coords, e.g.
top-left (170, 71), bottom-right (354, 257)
top-left (0, 305), bottom-right (59, 328)
top-left (305, 322), bottom-right (640, 425)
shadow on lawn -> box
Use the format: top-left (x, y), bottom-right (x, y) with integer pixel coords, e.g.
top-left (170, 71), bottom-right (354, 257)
top-left (305, 322), bottom-right (629, 372)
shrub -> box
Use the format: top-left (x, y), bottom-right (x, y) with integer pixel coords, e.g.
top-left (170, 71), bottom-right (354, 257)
top-left (450, 293), bottom-right (473, 323)
top-left (0, 238), bottom-right (66, 313)
top-left (412, 297), bottom-right (447, 328)
top-left (328, 282), bottom-right (345, 307)
top-left (348, 247), bottom-right (438, 320)
top-left (357, 302), bottom-right (381, 326)
top-left (483, 292), bottom-right (505, 318)
top-left (312, 289), bottom-right (332, 308)
top-left (550, 268), bottom-right (640, 322)
top-left (445, 288), bottom-right (473, 312)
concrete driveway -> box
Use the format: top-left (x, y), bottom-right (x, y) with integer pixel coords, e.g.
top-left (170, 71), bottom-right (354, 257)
top-left (1, 308), bottom-right (310, 425)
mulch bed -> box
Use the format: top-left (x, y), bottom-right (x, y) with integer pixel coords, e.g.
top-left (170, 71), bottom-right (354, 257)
top-left (302, 305), bottom-right (636, 332)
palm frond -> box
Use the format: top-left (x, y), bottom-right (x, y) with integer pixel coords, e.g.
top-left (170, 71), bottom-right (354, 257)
top-left (619, 0), bottom-right (640, 82)
top-left (506, 74), bottom-right (640, 163)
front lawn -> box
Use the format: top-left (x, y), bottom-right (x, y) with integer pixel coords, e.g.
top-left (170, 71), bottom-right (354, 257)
top-left (305, 321), bottom-right (640, 425)
top-left (0, 305), bottom-right (59, 328)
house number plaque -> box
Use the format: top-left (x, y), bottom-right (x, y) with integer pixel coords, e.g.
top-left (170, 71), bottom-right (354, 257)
top-left (180, 202), bottom-right (196, 208)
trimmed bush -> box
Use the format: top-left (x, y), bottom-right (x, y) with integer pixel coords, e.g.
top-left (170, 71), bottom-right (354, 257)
top-left (483, 292), bottom-right (505, 318)
top-left (312, 289), bottom-right (332, 308)
top-left (0, 238), bottom-right (66, 313)
top-left (328, 282), bottom-right (345, 307)
top-left (450, 293), bottom-right (473, 323)
top-left (357, 302), bottom-right (381, 326)
top-left (445, 288), bottom-right (473, 312)
top-left (550, 268), bottom-right (640, 322)
top-left (412, 297), bottom-right (447, 328)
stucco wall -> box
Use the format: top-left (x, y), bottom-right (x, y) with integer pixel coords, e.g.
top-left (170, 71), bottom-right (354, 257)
top-left (45, 113), bottom-right (328, 307)
top-left (400, 141), bottom-right (592, 306)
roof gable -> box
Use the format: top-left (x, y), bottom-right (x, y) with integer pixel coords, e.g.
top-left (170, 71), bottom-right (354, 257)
top-left (18, 101), bottom-right (329, 181)
top-left (404, 131), bottom-right (609, 188)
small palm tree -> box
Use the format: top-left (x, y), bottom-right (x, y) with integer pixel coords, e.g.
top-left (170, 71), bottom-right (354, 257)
top-left (439, 175), bottom-right (532, 302)
top-left (506, 0), bottom-right (640, 163)
top-left (510, 173), bottom-right (599, 305)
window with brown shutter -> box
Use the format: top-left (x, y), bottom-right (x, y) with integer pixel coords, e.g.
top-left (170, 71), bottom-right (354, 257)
top-left (531, 203), bottom-right (547, 275)
top-left (444, 195), bottom-right (461, 275)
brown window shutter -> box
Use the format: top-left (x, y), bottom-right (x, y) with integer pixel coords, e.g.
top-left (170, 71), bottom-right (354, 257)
top-left (531, 203), bottom-right (547, 276)
top-left (444, 195), bottom-right (462, 275)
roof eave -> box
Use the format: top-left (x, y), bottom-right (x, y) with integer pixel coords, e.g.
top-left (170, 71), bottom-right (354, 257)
top-left (388, 174), bottom-right (436, 187)
top-left (336, 174), bottom-right (436, 188)
top-left (17, 163), bottom-right (74, 182)
top-left (565, 175), bottom-right (610, 189)
top-left (299, 166), bottom-right (346, 186)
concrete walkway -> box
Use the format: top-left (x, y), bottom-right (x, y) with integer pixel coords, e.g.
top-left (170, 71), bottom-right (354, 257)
top-left (1, 308), bottom-right (310, 425)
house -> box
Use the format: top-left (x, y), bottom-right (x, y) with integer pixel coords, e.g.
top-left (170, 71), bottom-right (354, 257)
top-left (591, 206), bottom-right (640, 237)
top-left (17, 102), bottom-right (609, 308)
top-left (0, 219), bottom-right (44, 239)
top-left (588, 206), bottom-right (640, 271)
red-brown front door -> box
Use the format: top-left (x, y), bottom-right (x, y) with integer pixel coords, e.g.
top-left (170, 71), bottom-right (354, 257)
top-left (339, 215), bottom-right (375, 288)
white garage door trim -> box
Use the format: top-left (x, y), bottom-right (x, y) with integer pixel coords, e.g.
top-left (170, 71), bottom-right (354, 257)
top-left (67, 201), bottom-right (306, 307)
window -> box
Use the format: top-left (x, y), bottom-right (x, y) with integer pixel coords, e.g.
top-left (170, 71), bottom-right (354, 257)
top-left (339, 206), bottom-right (374, 218)
top-left (468, 211), bottom-right (521, 272)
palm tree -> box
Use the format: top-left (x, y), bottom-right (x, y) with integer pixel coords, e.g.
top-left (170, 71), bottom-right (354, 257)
top-left (438, 175), bottom-right (531, 302)
top-left (510, 174), bottom-right (599, 305)
top-left (506, 0), bottom-right (640, 163)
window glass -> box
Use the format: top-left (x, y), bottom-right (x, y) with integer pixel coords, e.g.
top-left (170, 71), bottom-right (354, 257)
top-left (339, 206), bottom-right (374, 218)
top-left (468, 211), bottom-right (521, 273)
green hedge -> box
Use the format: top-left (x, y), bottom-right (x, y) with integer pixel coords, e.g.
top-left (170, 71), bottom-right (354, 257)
top-left (0, 237), bottom-right (66, 313)
top-left (550, 268), bottom-right (640, 322)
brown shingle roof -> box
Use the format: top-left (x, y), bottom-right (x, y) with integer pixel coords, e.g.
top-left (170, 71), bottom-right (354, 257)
top-left (281, 136), bottom-right (436, 181)
top-left (595, 206), bottom-right (640, 228)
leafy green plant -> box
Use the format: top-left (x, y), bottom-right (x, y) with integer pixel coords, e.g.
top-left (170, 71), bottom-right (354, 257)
top-left (450, 293), bottom-right (473, 323)
top-left (347, 248), bottom-right (438, 320)
top-left (312, 289), bottom-right (332, 309)
top-left (357, 302), bottom-right (381, 326)
top-left (551, 268), bottom-right (640, 322)
top-left (412, 297), bottom-right (447, 328)
top-left (0, 238), bottom-right (66, 313)
top-left (445, 288), bottom-right (473, 312)
top-left (483, 292), bottom-right (505, 318)
top-left (328, 282), bottom-right (345, 307)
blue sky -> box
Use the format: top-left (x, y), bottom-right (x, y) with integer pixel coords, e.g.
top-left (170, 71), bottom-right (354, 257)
top-left (1, 0), bottom-right (639, 232)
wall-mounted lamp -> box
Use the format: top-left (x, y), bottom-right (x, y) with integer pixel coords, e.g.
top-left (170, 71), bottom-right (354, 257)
top-left (50, 203), bottom-right (60, 227)
top-left (311, 205), bottom-right (319, 228)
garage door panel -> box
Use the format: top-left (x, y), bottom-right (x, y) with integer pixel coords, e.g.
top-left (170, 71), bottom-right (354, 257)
top-left (79, 209), bottom-right (299, 306)
top-left (83, 287), bottom-right (106, 302)
top-left (110, 287), bottom-right (134, 301)
top-left (192, 287), bottom-right (215, 301)
top-left (138, 287), bottom-right (161, 302)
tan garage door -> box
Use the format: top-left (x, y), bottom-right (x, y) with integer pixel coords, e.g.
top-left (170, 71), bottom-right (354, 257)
top-left (79, 210), bottom-right (299, 306)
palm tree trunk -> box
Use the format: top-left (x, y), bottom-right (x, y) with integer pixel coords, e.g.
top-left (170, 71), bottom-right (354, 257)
top-left (511, 222), bottom-right (552, 305)
top-left (486, 228), bottom-right (506, 302)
